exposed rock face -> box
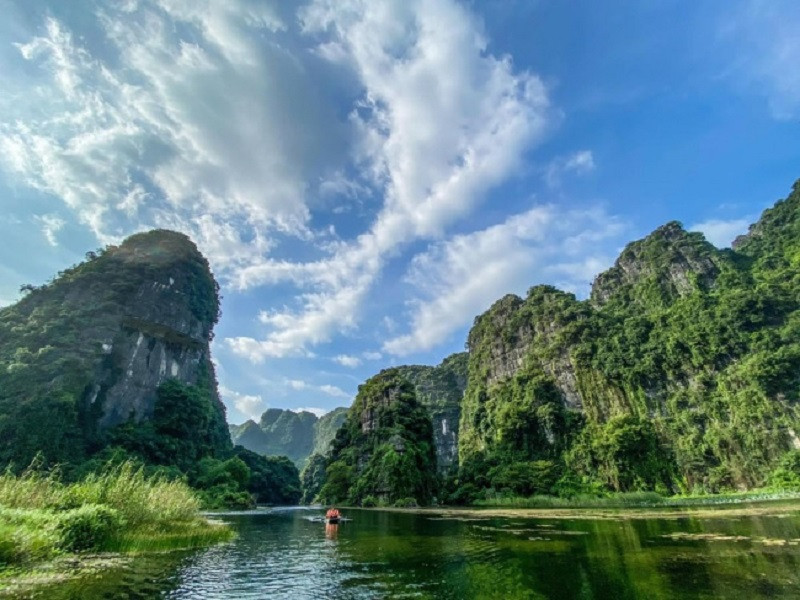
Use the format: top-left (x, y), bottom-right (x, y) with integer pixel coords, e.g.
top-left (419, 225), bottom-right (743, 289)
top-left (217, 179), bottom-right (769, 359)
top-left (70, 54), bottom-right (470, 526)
top-left (590, 221), bottom-right (722, 307)
top-left (0, 229), bottom-right (228, 467)
top-left (84, 232), bottom-right (219, 429)
top-left (396, 353), bottom-right (467, 473)
top-left (467, 288), bottom-right (589, 414)
top-left (457, 190), bottom-right (800, 491)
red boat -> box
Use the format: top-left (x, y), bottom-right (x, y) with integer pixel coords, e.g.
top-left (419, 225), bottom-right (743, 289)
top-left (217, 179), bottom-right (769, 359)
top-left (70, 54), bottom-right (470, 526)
top-left (325, 507), bottom-right (341, 524)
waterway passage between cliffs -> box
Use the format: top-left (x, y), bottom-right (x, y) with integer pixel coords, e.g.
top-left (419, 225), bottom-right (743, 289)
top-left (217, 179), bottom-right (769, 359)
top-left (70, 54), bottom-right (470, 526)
top-left (10, 504), bottom-right (800, 599)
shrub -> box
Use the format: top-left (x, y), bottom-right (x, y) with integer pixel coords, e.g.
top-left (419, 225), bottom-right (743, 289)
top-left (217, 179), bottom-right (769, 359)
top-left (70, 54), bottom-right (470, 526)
top-left (769, 450), bottom-right (800, 491)
top-left (392, 497), bottom-right (418, 508)
top-left (361, 495), bottom-right (378, 507)
top-left (55, 504), bottom-right (124, 552)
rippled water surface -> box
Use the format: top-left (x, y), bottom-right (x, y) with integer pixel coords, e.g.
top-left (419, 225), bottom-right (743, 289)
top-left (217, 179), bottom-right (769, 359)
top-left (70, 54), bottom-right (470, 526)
top-left (14, 505), bottom-right (800, 599)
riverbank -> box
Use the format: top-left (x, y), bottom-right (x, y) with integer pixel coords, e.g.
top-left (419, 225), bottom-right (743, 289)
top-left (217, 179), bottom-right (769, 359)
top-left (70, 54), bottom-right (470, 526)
top-left (471, 489), bottom-right (800, 509)
top-left (0, 463), bottom-right (232, 593)
top-left (391, 502), bottom-right (800, 520)
top-left (377, 492), bottom-right (800, 521)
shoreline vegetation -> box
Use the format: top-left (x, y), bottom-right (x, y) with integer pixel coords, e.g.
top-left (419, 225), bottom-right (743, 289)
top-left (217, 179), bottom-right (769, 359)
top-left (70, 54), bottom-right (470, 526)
top-left (371, 491), bottom-right (800, 520)
top-left (0, 462), bottom-right (232, 591)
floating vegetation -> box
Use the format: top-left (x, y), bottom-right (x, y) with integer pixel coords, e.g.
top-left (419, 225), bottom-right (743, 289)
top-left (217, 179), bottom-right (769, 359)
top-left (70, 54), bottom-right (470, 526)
top-left (661, 532), bottom-right (800, 546)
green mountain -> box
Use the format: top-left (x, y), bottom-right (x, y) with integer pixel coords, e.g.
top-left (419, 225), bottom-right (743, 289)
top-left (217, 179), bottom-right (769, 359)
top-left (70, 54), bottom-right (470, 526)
top-left (318, 369), bottom-right (438, 506)
top-left (313, 179), bottom-right (800, 504)
top-left (457, 180), bottom-right (800, 498)
top-left (0, 230), bottom-right (300, 506)
top-left (232, 406), bottom-right (349, 468)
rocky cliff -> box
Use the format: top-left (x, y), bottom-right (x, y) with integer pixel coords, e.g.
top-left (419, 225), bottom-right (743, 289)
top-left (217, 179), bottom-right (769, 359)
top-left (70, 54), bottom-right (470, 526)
top-left (0, 230), bottom-right (229, 469)
top-left (457, 180), bottom-right (800, 494)
top-left (395, 353), bottom-right (467, 472)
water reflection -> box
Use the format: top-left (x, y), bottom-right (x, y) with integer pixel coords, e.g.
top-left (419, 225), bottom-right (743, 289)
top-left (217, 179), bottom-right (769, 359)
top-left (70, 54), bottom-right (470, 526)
top-left (325, 522), bottom-right (339, 540)
top-left (7, 505), bottom-right (800, 599)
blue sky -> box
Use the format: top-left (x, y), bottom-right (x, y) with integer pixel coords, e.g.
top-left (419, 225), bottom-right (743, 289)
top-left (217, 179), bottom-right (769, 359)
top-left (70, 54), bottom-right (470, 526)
top-left (1, 0), bottom-right (798, 424)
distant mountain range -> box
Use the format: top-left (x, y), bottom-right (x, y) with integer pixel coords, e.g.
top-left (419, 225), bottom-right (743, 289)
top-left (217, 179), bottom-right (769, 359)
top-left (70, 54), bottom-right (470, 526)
top-left (229, 407), bottom-right (348, 468)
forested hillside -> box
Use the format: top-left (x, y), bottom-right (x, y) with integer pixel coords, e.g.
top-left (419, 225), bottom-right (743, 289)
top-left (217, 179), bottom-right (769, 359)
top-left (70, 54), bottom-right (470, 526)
top-left (0, 230), bottom-right (300, 507)
top-left (312, 180), bottom-right (800, 505)
top-left (455, 180), bottom-right (800, 500)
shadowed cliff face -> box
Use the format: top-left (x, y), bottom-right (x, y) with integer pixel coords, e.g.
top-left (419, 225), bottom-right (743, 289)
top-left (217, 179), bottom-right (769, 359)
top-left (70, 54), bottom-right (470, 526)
top-left (395, 353), bottom-right (467, 473)
top-left (0, 229), bottom-right (227, 468)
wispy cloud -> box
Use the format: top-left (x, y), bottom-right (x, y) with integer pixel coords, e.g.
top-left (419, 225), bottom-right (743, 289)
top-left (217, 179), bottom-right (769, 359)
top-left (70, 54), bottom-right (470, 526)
top-left (383, 205), bottom-right (625, 356)
top-left (33, 214), bottom-right (66, 247)
top-left (1, 0), bottom-right (556, 363)
top-left (287, 378), bottom-right (351, 400)
top-left (545, 150), bottom-right (596, 187)
top-left (226, 0), bottom-right (554, 360)
top-left (721, 1), bottom-right (800, 119)
top-left (690, 217), bottom-right (752, 248)
top-left (333, 354), bottom-right (362, 368)
top-left (219, 385), bottom-right (266, 421)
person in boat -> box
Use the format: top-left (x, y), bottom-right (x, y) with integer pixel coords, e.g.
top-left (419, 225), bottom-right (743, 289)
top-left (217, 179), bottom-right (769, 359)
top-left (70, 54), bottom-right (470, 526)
top-left (326, 507), bottom-right (341, 521)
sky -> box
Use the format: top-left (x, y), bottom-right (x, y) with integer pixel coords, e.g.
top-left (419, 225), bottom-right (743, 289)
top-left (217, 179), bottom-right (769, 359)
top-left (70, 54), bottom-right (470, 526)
top-left (0, 0), bottom-right (799, 424)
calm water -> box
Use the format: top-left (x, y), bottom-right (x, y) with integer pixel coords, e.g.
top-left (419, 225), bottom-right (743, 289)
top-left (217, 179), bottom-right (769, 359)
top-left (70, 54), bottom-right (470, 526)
top-left (11, 505), bottom-right (800, 599)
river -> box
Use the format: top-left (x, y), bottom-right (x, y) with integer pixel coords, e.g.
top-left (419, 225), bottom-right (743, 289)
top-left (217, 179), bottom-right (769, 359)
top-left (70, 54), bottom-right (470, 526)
top-left (8, 504), bottom-right (800, 599)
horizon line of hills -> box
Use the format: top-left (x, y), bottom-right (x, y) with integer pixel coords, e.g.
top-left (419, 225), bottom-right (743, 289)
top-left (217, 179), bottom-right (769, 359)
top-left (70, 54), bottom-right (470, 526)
top-left (2, 178), bottom-right (800, 506)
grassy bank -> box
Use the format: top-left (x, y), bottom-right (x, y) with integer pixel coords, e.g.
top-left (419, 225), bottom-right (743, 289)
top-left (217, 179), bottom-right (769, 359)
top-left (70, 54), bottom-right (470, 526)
top-left (0, 462), bottom-right (231, 581)
top-left (471, 489), bottom-right (800, 509)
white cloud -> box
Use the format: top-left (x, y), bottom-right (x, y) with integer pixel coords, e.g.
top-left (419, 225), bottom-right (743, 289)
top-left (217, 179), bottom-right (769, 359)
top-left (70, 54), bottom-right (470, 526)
top-left (286, 379), bottom-right (351, 400)
top-left (292, 407), bottom-right (330, 418)
top-left (333, 354), bottom-right (362, 367)
top-left (545, 150), bottom-right (595, 187)
top-left (0, 3), bottom-right (342, 272)
top-left (383, 205), bottom-right (625, 356)
top-left (690, 217), bottom-right (752, 248)
top-left (319, 384), bottom-right (350, 399)
top-left (219, 385), bottom-right (266, 420)
top-left (33, 214), bottom-right (66, 247)
top-left (288, 379), bottom-right (308, 391)
top-left (362, 351), bottom-right (382, 360)
top-left (226, 0), bottom-right (554, 361)
top-left (722, 1), bottom-right (800, 119)
top-left (2, 0), bottom-right (557, 363)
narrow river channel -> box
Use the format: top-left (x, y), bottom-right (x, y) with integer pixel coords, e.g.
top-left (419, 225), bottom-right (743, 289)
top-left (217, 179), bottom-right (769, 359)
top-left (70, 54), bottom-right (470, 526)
top-left (10, 504), bottom-right (800, 599)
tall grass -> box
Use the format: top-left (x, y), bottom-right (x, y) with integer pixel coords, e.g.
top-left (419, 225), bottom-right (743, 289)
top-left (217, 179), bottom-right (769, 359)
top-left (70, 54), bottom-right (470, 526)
top-left (0, 461), bottom-right (231, 573)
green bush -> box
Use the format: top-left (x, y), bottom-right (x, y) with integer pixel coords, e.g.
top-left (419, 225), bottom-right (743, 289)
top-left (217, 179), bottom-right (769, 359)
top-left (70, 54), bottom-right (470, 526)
top-left (769, 450), bottom-right (800, 490)
top-left (198, 485), bottom-right (254, 510)
top-left (392, 497), bottom-right (418, 508)
top-left (361, 495), bottom-right (379, 507)
top-left (55, 504), bottom-right (124, 552)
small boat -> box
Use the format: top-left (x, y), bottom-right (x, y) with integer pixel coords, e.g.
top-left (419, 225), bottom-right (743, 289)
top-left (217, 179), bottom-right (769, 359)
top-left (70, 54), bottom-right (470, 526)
top-left (325, 508), bottom-right (342, 524)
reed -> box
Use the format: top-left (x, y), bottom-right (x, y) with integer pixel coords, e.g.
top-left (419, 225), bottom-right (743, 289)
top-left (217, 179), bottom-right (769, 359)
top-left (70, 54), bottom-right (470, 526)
top-left (0, 461), bottom-right (230, 574)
